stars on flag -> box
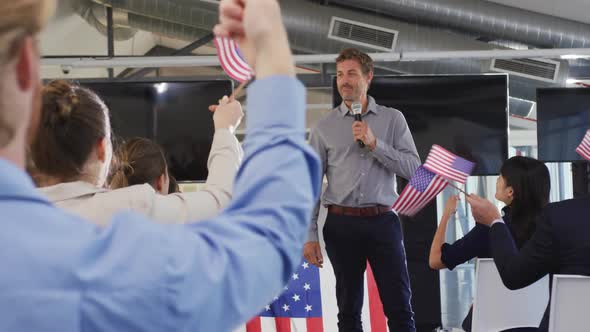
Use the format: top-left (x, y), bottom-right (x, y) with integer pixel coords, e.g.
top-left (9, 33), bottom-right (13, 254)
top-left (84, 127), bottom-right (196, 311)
top-left (258, 260), bottom-right (322, 319)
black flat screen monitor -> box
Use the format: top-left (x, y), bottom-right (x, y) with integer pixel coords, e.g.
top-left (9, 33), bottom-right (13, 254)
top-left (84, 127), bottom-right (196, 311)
top-left (82, 80), bottom-right (233, 181)
top-left (332, 74), bottom-right (509, 176)
top-left (537, 88), bottom-right (590, 162)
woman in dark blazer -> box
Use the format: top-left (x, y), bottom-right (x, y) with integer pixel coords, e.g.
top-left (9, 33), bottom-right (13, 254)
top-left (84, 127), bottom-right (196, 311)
top-left (429, 156), bottom-right (551, 331)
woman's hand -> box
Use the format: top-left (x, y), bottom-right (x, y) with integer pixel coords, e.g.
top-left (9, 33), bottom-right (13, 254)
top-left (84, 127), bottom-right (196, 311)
top-left (443, 195), bottom-right (460, 217)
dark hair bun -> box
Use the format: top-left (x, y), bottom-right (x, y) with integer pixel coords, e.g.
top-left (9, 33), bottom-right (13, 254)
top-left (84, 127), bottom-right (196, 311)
top-left (43, 80), bottom-right (80, 125)
top-left (33, 79), bottom-right (110, 181)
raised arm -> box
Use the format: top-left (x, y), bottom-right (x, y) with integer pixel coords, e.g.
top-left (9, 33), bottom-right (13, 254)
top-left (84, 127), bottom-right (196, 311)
top-left (92, 1), bottom-right (322, 330)
top-left (429, 195), bottom-right (458, 270)
top-left (150, 99), bottom-right (244, 222)
top-left (164, 0), bottom-right (322, 329)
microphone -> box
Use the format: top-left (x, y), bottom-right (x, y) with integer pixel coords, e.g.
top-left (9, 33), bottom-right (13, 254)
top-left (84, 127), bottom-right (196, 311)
top-left (351, 102), bottom-right (365, 148)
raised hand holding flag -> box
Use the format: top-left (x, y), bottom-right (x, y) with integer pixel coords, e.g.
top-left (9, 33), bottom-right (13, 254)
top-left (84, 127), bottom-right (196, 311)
top-left (209, 36), bottom-right (253, 112)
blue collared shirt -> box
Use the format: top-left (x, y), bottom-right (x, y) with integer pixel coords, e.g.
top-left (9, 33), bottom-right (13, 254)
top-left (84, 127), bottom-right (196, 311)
top-left (0, 76), bottom-right (321, 331)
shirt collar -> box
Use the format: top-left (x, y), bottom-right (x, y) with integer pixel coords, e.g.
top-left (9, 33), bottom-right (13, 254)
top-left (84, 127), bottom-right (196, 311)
top-left (38, 181), bottom-right (108, 203)
top-left (337, 95), bottom-right (380, 117)
top-left (0, 158), bottom-right (50, 205)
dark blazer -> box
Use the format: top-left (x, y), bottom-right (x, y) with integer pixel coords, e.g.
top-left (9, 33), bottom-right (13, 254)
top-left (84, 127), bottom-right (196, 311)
top-left (441, 207), bottom-right (512, 271)
top-left (490, 196), bottom-right (590, 332)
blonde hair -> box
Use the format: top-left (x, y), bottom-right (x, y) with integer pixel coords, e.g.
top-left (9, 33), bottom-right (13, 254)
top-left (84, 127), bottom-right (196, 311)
top-left (0, 0), bottom-right (55, 65)
top-left (0, 0), bottom-right (55, 147)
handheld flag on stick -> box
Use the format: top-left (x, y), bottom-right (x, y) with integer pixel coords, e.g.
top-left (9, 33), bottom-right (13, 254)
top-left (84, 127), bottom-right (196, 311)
top-left (392, 166), bottom-right (448, 217)
top-left (214, 37), bottom-right (253, 83)
top-left (393, 145), bottom-right (475, 216)
top-left (423, 144), bottom-right (475, 184)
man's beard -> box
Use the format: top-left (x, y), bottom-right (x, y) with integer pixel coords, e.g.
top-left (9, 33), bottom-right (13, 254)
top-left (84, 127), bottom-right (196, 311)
top-left (340, 86), bottom-right (358, 102)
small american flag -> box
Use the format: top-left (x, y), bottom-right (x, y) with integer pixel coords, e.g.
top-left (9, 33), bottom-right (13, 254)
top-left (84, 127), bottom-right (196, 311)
top-left (214, 37), bottom-right (253, 82)
top-left (576, 129), bottom-right (590, 161)
top-left (423, 145), bottom-right (475, 184)
top-left (392, 166), bottom-right (448, 217)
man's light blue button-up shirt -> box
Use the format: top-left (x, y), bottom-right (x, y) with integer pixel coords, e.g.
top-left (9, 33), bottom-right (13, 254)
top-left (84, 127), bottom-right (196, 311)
top-left (0, 76), bottom-right (321, 331)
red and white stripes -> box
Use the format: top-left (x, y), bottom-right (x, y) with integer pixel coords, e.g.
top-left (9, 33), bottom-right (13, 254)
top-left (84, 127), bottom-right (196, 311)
top-left (215, 37), bottom-right (253, 82)
top-left (576, 129), bottom-right (590, 161)
top-left (392, 174), bottom-right (448, 217)
top-left (424, 145), bottom-right (470, 184)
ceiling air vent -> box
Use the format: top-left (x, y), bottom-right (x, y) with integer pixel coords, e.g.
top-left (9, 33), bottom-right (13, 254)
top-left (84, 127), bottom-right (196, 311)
top-left (328, 17), bottom-right (398, 52)
top-left (491, 58), bottom-right (561, 83)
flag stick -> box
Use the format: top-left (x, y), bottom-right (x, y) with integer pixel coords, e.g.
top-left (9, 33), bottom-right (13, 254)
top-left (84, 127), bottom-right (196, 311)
top-left (208, 80), bottom-right (249, 113)
top-left (230, 81), bottom-right (248, 101)
top-left (447, 182), bottom-right (469, 196)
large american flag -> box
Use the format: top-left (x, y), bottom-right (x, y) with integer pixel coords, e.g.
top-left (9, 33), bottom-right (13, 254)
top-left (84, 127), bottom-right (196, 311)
top-left (392, 166), bottom-right (448, 217)
top-left (576, 129), bottom-right (590, 161)
top-left (234, 260), bottom-right (389, 332)
top-left (423, 145), bottom-right (475, 184)
top-left (214, 37), bottom-right (253, 82)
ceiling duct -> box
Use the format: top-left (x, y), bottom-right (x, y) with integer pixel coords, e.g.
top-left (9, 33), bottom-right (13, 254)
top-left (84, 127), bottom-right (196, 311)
top-left (328, 17), bottom-right (398, 51)
top-left (126, 14), bottom-right (210, 41)
top-left (73, 0), bottom-right (137, 41)
top-left (328, 0), bottom-right (590, 49)
top-left (491, 58), bottom-right (562, 83)
top-left (84, 0), bottom-right (566, 103)
top-left (90, 0), bottom-right (219, 30)
top-left (77, 0), bottom-right (211, 42)
top-left (508, 97), bottom-right (535, 118)
top-left (277, 0), bottom-right (567, 101)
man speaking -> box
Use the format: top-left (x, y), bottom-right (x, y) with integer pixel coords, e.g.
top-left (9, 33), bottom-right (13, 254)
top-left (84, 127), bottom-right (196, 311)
top-left (304, 48), bottom-right (421, 332)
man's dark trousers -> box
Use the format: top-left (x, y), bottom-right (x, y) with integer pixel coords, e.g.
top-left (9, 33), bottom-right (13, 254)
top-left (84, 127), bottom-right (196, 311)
top-left (323, 211), bottom-right (416, 332)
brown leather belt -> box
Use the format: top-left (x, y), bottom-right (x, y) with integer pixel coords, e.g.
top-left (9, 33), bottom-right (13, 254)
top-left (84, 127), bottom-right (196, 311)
top-left (327, 205), bottom-right (391, 217)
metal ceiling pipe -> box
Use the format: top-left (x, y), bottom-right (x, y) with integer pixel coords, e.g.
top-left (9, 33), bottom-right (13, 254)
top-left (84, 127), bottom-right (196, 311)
top-left (329, 0), bottom-right (590, 49)
top-left (73, 0), bottom-right (137, 41)
top-left (77, 0), bottom-right (211, 41)
top-left (83, 0), bottom-right (567, 101)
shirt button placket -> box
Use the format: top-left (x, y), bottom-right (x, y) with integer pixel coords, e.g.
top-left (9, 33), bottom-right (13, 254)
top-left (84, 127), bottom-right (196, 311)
top-left (359, 165), bottom-right (365, 203)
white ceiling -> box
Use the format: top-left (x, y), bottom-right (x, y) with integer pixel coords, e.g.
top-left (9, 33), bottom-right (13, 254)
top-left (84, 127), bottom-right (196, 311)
top-left (486, 0), bottom-right (590, 25)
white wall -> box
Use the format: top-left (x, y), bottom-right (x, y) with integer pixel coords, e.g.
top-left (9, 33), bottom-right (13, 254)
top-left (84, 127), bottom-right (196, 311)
top-left (40, 1), bottom-right (156, 79)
